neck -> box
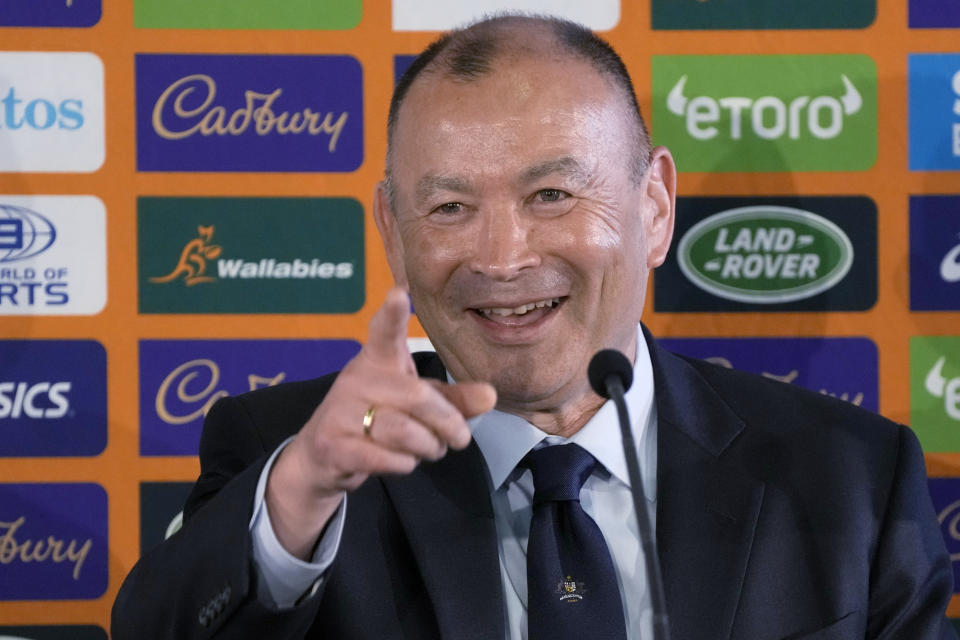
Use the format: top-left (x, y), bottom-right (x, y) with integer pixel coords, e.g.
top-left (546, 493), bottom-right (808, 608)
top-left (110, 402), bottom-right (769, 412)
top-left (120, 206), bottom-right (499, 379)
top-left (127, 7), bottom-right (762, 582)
top-left (496, 391), bottom-right (606, 438)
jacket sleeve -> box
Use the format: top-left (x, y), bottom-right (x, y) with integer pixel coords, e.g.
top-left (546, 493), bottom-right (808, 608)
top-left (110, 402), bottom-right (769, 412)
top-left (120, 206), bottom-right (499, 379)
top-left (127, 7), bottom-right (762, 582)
top-left (866, 424), bottom-right (957, 640)
top-left (111, 395), bottom-right (326, 640)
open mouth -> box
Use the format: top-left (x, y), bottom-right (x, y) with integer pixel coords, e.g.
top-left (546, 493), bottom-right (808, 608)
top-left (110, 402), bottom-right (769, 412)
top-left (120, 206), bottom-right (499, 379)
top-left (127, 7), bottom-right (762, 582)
top-left (471, 297), bottom-right (564, 321)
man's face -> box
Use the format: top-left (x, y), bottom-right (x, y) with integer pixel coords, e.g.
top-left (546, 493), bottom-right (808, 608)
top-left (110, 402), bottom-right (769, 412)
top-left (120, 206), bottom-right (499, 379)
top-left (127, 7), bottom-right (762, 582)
top-left (377, 52), bottom-right (674, 416)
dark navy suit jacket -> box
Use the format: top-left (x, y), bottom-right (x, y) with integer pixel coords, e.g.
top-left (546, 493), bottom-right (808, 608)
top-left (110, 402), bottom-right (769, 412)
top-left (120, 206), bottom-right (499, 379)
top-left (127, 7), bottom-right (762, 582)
top-left (112, 332), bottom-right (957, 639)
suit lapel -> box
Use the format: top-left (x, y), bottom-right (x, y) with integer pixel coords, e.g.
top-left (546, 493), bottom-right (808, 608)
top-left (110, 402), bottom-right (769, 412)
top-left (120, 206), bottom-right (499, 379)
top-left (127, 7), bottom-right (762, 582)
top-left (382, 353), bottom-right (505, 640)
top-left (382, 443), bottom-right (505, 640)
top-left (648, 334), bottom-right (765, 640)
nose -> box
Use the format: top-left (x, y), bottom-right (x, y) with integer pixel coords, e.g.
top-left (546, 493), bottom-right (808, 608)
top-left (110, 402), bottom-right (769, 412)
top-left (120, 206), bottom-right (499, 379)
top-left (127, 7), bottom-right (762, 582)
top-left (468, 206), bottom-right (540, 280)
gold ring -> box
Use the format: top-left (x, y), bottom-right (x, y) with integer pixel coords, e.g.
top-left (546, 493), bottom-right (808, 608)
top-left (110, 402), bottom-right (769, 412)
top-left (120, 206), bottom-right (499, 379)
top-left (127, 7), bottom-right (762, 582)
top-left (362, 406), bottom-right (376, 436)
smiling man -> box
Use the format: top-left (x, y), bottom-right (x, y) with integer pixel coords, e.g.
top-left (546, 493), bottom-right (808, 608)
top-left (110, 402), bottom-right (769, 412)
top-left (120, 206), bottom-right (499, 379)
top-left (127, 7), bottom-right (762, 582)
top-left (113, 14), bottom-right (956, 640)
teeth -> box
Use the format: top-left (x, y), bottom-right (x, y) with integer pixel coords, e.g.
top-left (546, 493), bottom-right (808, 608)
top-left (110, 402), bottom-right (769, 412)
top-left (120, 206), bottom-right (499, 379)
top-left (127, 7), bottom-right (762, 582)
top-left (479, 297), bottom-right (560, 317)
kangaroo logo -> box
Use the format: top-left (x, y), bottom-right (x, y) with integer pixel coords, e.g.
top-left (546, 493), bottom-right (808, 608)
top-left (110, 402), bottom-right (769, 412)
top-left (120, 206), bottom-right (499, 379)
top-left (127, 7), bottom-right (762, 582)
top-left (151, 225), bottom-right (222, 286)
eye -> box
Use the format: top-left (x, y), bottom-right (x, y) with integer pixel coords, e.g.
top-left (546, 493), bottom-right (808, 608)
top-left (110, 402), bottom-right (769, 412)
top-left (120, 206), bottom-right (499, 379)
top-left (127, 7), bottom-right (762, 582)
top-left (536, 189), bottom-right (567, 203)
top-left (432, 202), bottom-right (464, 215)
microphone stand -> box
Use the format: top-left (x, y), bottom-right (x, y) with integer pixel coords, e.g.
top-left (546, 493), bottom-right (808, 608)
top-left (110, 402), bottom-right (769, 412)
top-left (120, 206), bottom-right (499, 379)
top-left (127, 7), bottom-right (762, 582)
top-left (603, 372), bottom-right (671, 640)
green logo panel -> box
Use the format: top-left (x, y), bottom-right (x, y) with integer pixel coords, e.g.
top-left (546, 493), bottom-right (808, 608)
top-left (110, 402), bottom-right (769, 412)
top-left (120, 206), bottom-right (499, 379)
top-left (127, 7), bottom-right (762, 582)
top-left (652, 55), bottom-right (877, 173)
top-left (138, 197), bottom-right (364, 314)
top-left (652, 0), bottom-right (875, 30)
top-left (910, 337), bottom-right (960, 452)
top-left (134, 0), bottom-right (361, 29)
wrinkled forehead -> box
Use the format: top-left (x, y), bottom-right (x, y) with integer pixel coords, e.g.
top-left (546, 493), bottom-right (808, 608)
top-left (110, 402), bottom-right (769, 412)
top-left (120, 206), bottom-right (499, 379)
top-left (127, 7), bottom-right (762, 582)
top-left (391, 54), bottom-right (635, 166)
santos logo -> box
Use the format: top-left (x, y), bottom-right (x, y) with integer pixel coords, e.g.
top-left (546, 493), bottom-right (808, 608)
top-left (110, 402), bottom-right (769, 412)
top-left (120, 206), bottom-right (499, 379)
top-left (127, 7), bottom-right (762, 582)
top-left (0, 197), bottom-right (106, 316)
top-left (653, 55), bottom-right (877, 172)
top-left (0, 52), bottom-right (104, 172)
top-left (0, 382), bottom-right (70, 419)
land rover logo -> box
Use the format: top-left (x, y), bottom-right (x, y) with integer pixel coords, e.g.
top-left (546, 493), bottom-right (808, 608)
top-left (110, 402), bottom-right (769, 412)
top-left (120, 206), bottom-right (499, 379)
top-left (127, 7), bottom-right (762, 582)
top-left (677, 206), bottom-right (853, 304)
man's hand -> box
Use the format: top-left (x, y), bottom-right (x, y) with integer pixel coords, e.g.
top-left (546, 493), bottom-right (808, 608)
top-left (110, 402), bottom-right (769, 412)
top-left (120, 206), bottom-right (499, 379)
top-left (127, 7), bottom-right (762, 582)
top-left (265, 288), bottom-right (497, 560)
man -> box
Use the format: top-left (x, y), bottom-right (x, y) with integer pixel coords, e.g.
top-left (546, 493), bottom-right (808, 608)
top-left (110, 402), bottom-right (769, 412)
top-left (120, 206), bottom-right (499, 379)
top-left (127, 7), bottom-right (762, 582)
top-left (112, 14), bottom-right (957, 640)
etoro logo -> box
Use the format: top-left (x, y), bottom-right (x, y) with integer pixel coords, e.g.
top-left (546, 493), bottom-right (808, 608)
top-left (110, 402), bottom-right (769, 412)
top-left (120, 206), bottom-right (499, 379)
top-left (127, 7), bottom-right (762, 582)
top-left (667, 75), bottom-right (862, 142)
top-left (910, 337), bottom-right (960, 452)
top-left (677, 206), bottom-right (853, 304)
top-left (652, 55), bottom-right (877, 172)
top-left (926, 356), bottom-right (960, 421)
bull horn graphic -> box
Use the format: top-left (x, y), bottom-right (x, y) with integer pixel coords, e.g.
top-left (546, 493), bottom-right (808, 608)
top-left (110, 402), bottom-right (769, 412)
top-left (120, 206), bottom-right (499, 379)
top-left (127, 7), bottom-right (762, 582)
top-left (926, 356), bottom-right (948, 398)
top-left (667, 75), bottom-right (689, 116)
top-left (840, 75), bottom-right (862, 116)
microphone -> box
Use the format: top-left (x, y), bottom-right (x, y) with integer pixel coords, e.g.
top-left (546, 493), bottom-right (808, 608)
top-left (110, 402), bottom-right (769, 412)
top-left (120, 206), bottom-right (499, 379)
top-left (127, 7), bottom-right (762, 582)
top-left (588, 350), bottom-right (670, 640)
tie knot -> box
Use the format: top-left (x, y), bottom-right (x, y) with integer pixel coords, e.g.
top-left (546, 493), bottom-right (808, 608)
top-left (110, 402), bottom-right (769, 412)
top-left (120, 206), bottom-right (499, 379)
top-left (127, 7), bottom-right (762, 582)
top-left (521, 443), bottom-right (598, 503)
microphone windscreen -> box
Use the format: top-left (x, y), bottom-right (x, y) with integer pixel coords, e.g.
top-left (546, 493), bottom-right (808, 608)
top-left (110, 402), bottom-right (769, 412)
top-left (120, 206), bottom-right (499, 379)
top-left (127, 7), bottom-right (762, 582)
top-left (588, 349), bottom-right (633, 398)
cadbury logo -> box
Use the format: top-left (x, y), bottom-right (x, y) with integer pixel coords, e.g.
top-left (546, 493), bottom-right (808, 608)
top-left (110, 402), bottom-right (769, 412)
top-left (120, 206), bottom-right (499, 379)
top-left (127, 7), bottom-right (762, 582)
top-left (0, 516), bottom-right (91, 580)
top-left (156, 359), bottom-right (285, 426)
top-left (151, 74), bottom-right (349, 152)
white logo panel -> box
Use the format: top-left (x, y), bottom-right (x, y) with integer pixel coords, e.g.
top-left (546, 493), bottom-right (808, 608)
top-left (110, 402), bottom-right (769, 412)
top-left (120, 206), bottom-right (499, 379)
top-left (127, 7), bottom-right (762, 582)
top-left (0, 195), bottom-right (107, 315)
top-left (0, 52), bottom-right (105, 172)
top-left (392, 0), bottom-right (619, 31)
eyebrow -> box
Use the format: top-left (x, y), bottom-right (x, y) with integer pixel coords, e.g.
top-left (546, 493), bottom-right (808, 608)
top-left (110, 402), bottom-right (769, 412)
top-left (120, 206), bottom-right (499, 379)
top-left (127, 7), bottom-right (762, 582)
top-left (519, 156), bottom-right (590, 185)
top-left (413, 156), bottom-right (591, 206)
top-left (415, 175), bottom-right (475, 206)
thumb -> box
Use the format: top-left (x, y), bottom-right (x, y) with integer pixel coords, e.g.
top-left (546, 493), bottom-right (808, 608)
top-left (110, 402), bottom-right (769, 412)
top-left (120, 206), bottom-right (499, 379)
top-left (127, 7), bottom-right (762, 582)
top-left (436, 381), bottom-right (497, 419)
top-left (365, 288), bottom-right (413, 367)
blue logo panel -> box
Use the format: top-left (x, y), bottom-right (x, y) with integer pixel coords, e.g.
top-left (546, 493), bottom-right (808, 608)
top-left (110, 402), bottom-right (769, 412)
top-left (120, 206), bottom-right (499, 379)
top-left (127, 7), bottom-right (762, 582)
top-left (135, 55), bottom-right (363, 172)
top-left (659, 337), bottom-right (878, 412)
top-left (909, 54), bottom-right (960, 171)
top-left (0, 341), bottom-right (107, 457)
top-left (0, 0), bottom-right (101, 26)
top-left (139, 339), bottom-right (359, 456)
top-left (910, 195), bottom-right (960, 311)
top-left (928, 478), bottom-right (960, 593)
top-left (910, 0), bottom-right (960, 28)
top-left (0, 483), bottom-right (108, 600)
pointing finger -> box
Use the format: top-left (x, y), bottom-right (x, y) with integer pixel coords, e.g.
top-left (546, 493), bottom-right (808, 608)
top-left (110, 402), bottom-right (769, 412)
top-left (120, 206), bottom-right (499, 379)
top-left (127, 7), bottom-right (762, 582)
top-left (365, 288), bottom-right (412, 366)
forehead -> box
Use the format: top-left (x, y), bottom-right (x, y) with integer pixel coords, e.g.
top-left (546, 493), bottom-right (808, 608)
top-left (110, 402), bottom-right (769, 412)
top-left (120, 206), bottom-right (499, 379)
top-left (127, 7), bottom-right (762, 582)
top-left (391, 54), bottom-right (635, 184)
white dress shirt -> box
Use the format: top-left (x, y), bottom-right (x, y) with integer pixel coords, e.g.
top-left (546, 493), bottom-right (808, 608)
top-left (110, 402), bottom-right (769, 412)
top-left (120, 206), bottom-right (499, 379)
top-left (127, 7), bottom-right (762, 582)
top-left (249, 325), bottom-right (658, 640)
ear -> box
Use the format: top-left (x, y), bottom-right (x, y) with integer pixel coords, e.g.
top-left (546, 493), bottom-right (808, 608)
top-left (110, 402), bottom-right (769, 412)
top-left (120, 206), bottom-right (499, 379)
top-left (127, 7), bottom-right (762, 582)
top-left (373, 181), bottom-right (410, 290)
top-left (642, 146), bottom-right (677, 269)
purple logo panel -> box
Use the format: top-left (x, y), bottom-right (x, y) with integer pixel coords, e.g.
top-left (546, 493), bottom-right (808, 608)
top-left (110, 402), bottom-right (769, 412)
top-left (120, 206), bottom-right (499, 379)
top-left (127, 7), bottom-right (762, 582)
top-left (0, 483), bottom-right (107, 600)
top-left (135, 55), bottom-right (363, 172)
top-left (928, 478), bottom-right (960, 593)
top-left (910, 195), bottom-right (960, 311)
top-left (138, 339), bottom-right (359, 456)
top-left (0, 340), bottom-right (107, 457)
top-left (0, 0), bottom-right (101, 26)
top-left (910, 0), bottom-right (960, 28)
top-left (659, 337), bottom-right (878, 412)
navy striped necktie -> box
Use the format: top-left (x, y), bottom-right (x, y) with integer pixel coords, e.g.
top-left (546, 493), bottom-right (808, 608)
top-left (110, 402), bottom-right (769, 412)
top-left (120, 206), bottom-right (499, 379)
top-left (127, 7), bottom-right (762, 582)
top-left (523, 443), bottom-right (628, 640)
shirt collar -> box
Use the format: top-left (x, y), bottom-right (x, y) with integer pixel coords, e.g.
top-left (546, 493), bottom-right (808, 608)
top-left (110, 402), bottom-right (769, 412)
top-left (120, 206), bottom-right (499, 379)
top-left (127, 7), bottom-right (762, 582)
top-left (465, 324), bottom-right (655, 496)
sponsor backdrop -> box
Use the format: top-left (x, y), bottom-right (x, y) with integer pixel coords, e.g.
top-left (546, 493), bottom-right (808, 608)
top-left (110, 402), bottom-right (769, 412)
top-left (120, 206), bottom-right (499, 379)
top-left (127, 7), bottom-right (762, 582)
top-left (1, 0), bottom-right (959, 631)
